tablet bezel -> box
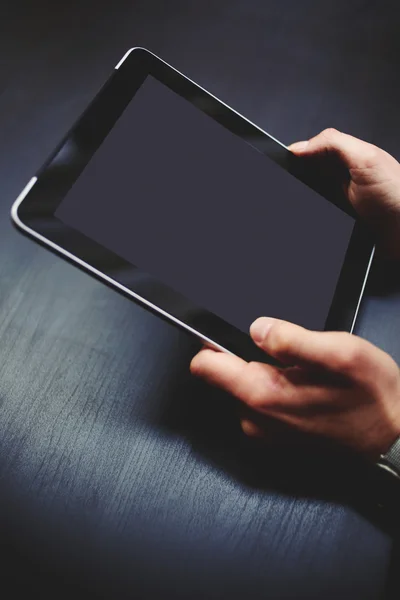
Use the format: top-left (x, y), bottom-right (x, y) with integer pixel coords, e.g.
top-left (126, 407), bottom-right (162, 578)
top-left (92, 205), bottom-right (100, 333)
top-left (11, 47), bottom-right (374, 362)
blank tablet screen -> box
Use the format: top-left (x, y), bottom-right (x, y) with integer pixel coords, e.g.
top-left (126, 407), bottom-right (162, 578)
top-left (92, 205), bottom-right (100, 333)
top-left (56, 76), bottom-right (355, 333)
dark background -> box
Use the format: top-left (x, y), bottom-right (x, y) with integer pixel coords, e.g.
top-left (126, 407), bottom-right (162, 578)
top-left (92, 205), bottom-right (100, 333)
top-left (1, 1), bottom-right (400, 598)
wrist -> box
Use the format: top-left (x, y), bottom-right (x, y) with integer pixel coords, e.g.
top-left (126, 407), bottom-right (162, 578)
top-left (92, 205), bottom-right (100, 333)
top-left (365, 396), bottom-right (400, 462)
top-left (377, 436), bottom-right (400, 480)
top-left (376, 399), bottom-right (400, 478)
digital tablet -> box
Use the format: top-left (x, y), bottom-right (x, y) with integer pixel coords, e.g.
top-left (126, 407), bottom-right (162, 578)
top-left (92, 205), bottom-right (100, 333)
top-left (11, 47), bottom-right (374, 362)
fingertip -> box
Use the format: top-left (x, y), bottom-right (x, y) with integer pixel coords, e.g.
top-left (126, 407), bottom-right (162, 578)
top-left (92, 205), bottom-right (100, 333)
top-left (288, 140), bottom-right (309, 153)
top-left (250, 318), bottom-right (317, 366)
top-left (240, 419), bottom-right (265, 438)
top-left (250, 317), bottom-right (277, 345)
top-left (190, 349), bottom-right (248, 394)
top-left (190, 348), bottom-right (218, 376)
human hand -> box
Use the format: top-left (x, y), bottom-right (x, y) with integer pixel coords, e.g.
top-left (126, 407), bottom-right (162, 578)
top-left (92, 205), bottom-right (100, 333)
top-left (290, 129), bottom-right (400, 260)
top-left (190, 317), bottom-right (400, 460)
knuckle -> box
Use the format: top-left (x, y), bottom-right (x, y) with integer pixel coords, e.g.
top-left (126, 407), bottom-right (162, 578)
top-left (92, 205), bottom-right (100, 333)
top-left (321, 127), bottom-right (340, 142)
top-left (244, 362), bottom-right (284, 409)
top-left (244, 362), bottom-right (267, 407)
top-left (331, 335), bottom-right (367, 374)
top-left (389, 356), bottom-right (400, 378)
top-left (245, 392), bottom-right (266, 411)
top-left (360, 145), bottom-right (382, 169)
top-left (246, 361), bottom-right (263, 378)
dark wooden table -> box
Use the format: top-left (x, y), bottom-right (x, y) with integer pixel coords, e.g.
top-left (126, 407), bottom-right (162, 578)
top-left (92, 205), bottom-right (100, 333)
top-left (1, 1), bottom-right (400, 598)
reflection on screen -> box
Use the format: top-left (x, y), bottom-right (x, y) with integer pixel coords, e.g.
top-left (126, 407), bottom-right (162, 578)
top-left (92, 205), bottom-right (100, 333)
top-left (56, 76), bottom-right (354, 333)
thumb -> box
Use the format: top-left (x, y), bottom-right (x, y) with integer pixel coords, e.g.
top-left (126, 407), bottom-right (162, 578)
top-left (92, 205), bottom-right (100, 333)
top-left (249, 316), bottom-right (360, 373)
top-left (288, 128), bottom-right (380, 172)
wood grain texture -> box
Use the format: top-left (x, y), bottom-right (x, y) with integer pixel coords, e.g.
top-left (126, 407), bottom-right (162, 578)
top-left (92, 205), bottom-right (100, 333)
top-left (0, 1), bottom-right (400, 598)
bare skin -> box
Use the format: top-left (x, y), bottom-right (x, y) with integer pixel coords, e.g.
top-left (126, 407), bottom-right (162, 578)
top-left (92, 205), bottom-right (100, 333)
top-left (191, 129), bottom-right (400, 461)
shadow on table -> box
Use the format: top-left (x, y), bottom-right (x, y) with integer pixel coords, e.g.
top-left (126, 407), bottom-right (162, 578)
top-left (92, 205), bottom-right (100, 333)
top-left (157, 256), bottom-right (400, 535)
top-left (160, 355), bottom-right (397, 516)
top-left (156, 341), bottom-right (400, 599)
